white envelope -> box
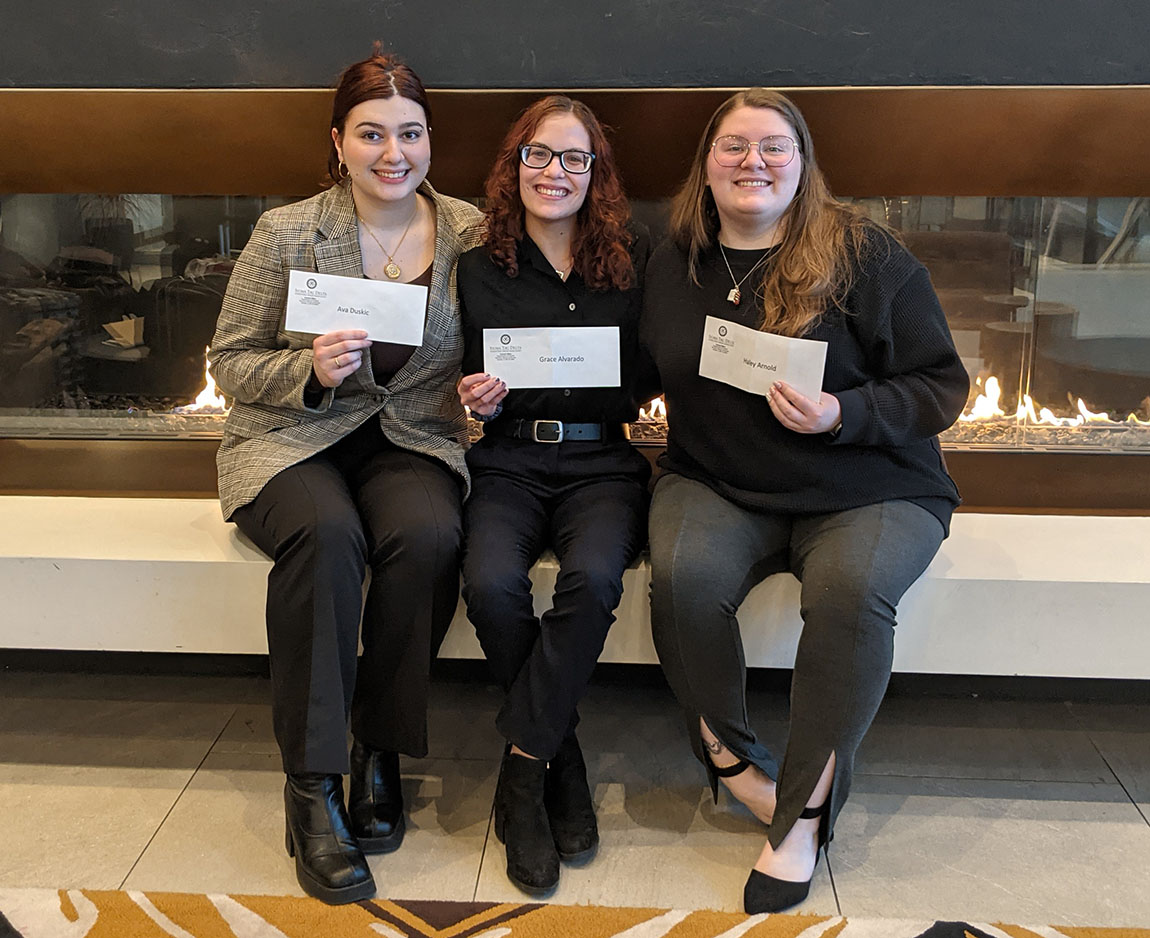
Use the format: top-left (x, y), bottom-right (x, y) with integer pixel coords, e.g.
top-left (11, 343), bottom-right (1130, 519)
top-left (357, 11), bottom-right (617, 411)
top-left (698, 315), bottom-right (827, 400)
top-left (284, 269), bottom-right (427, 345)
top-left (483, 326), bottom-right (621, 389)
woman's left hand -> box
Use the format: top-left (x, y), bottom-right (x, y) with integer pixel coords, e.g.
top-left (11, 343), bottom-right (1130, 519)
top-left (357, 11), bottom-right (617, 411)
top-left (767, 381), bottom-right (842, 435)
top-left (458, 372), bottom-right (508, 417)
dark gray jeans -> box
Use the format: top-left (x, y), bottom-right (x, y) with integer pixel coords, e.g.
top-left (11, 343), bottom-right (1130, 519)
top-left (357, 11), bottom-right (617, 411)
top-left (648, 472), bottom-right (944, 848)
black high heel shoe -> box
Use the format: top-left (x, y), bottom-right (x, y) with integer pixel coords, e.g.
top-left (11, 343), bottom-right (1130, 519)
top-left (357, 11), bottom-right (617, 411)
top-left (742, 801), bottom-right (827, 914)
top-left (283, 774), bottom-right (375, 905)
top-left (544, 731), bottom-right (598, 862)
top-left (348, 739), bottom-right (405, 854)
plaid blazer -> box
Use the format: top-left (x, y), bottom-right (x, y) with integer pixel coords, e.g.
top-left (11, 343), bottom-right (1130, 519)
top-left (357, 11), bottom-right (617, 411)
top-left (210, 182), bottom-right (484, 520)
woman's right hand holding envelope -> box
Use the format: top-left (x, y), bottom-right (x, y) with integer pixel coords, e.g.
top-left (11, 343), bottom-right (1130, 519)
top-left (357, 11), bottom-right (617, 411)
top-left (312, 330), bottom-right (372, 388)
top-left (458, 372), bottom-right (508, 417)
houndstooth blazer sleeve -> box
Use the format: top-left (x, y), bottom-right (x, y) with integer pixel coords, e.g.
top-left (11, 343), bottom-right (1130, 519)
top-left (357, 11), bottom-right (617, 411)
top-left (209, 181), bottom-right (485, 520)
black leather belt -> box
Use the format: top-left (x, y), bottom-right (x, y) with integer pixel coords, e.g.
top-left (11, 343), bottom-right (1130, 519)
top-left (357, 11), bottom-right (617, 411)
top-left (486, 419), bottom-right (625, 443)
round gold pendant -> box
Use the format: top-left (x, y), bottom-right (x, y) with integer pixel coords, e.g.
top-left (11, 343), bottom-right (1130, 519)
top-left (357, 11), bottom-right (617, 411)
top-left (384, 262), bottom-right (402, 280)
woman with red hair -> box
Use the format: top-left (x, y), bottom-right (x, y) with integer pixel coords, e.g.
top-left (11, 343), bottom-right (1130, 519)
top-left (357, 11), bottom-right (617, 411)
top-left (456, 95), bottom-right (651, 895)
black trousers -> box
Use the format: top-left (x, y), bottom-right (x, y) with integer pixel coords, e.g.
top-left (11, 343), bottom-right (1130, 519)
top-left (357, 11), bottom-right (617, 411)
top-left (461, 436), bottom-right (650, 760)
top-left (232, 419), bottom-right (463, 775)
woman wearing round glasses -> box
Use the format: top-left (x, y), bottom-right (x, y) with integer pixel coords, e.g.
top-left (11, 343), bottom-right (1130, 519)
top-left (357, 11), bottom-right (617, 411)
top-left (209, 49), bottom-right (483, 903)
top-left (641, 89), bottom-right (968, 913)
top-left (456, 95), bottom-right (650, 895)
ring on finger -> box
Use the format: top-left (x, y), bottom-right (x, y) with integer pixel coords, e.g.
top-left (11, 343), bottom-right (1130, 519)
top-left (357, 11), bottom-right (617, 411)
top-left (335, 355), bottom-right (343, 368)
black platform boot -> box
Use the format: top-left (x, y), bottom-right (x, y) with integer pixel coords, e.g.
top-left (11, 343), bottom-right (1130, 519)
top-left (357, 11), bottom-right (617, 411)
top-left (348, 740), bottom-right (405, 854)
top-left (544, 731), bottom-right (599, 862)
top-left (283, 773), bottom-right (375, 904)
top-left (493, 749), bottom-right (560, 895)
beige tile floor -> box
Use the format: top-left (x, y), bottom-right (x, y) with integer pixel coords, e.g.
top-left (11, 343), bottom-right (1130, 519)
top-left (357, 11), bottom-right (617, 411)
top-left (0, 666), bottom-right (1147, 926)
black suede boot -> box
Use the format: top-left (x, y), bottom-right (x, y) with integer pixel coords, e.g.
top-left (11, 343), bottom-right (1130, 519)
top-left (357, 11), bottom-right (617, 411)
top-left (283, 774), bottom-right (375, 904)
top-left (348, 739), bottom-right (405, 853)
top-left (493, 749), bottom-right (560, 895)
top-left (544, 731), bottom-right (599, 861)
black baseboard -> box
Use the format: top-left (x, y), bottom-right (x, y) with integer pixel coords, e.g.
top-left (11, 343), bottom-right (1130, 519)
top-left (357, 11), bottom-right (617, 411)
top-left (0, 648), bottom-right (272, 677)
top-left (2, 649), bottom-right (1146, 703)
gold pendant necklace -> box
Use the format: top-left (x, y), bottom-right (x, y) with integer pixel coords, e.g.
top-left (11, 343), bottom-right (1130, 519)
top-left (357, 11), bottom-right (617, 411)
top-left (358, 204), bottom-right (418, 280)
top-left (719, 243), bottom-right (773, 307)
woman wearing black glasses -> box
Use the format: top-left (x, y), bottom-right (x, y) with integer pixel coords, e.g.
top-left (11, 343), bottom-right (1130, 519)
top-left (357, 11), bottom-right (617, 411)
top-left (641, 89), bottom-right (968, 913)
top-left (456, 95), bottom-right (650, 895)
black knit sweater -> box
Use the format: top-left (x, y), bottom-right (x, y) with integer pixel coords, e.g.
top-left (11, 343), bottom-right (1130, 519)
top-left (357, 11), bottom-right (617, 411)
top-left (639, 227), bottom-right (969, 534)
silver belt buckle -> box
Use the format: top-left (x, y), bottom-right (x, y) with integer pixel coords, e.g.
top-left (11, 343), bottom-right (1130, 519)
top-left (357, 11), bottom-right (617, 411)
top-left (532, 420), bottom-right (563, 443)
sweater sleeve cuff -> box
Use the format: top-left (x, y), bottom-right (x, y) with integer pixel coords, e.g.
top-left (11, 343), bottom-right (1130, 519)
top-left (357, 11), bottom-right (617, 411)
top-left (829, 388), bottom-right (867, 445)
top-left (302, 372), bottom-right (334, 413)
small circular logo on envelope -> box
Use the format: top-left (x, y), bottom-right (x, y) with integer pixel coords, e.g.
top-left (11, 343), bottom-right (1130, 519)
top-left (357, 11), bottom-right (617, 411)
top-left (718, 325), bottom-right (728, 337)
top-left (500, 334), bottom-right (511, 345)
top-left (306, 278), bottom-right (318, 289)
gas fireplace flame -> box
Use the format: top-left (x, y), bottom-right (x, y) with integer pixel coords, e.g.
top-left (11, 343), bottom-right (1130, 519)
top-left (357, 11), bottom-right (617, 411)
top-left (173, 348), bottom-right (230, 415)
top-left (959, 374), bottom-right (1148, 428)
top-left (958, 376), bottom-right (1006, 421)
top-left (640, 396), bottom-right (666, 421)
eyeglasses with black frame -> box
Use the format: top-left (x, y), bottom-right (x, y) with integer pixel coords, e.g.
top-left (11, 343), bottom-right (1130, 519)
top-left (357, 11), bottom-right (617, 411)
top-left (710, 134), bottom-right (798, 167)
top-left (519, 143), bottom-right (596, 174)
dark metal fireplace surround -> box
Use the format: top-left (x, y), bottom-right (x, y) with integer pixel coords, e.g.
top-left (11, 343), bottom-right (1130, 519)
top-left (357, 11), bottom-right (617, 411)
top-left (2, 87), bottom-right (1149, 513)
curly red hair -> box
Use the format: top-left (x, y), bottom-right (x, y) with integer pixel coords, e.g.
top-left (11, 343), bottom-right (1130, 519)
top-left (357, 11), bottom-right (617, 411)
top-left (483, 95), bottom-right (634, 292)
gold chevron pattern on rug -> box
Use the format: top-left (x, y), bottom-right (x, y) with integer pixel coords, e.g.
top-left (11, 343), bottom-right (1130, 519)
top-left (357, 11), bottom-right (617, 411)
top-left (0, 889), bottom-right (1147, 938)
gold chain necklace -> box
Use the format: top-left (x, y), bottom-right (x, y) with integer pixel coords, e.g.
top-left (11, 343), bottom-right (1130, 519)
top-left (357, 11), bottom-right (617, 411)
top-left (357, 204), bottom-right (419, 280)
top-left (718, 242), bottom-right (774, 307)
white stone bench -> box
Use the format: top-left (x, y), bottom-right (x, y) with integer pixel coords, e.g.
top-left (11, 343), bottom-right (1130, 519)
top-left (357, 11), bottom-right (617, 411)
top-left (2, 495), bottom-right (1148, 679)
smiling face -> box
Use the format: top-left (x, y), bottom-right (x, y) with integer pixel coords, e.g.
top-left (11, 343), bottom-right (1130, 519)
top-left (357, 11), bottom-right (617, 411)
top-left (333, 95), bottom-right (430, 209)
top-left (518, 112), bottom-right (593, 231)
top-left (705, 105), bottom-right (803, 242)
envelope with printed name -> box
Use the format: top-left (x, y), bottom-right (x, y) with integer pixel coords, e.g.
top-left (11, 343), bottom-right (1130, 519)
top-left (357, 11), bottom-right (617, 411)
top-left (483, 326), bottom-right (620, 388)
top-left (284, 269), bottom-right (427, 345)
top-left (698, 315), bottom-right (827, 400)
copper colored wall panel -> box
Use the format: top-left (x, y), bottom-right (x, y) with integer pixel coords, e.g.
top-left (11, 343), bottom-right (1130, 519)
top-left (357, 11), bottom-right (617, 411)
top-left (3, 87), bottom-right (1150, 197)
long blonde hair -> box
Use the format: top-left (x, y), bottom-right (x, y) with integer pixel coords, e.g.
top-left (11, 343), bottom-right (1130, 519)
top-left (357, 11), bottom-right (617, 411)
top-left (669, 89), bottom-right (874, 337)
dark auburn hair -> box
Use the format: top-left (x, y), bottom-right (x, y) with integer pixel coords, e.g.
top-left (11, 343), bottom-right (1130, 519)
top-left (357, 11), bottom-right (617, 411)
top-left (327, 43), bottom-right (431, 184)
top-left (483, 95), bottom-right (634, 292)
top-left (669, 88), bottom-right (875, 337)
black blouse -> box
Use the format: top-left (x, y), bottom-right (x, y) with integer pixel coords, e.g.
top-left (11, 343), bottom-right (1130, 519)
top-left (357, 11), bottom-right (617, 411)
top-left (458, 228), bottom-right (651, 425)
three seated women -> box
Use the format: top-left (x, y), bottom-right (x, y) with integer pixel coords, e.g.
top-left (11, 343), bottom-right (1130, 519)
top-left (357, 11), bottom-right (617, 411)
top-left (211, 49), bottom-right (968, 911)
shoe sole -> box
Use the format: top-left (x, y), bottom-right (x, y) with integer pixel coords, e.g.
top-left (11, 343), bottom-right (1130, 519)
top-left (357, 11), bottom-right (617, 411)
top-left (285, 828), bottom-right (376, 905)
top-left (354, 814), bottom-right (406, 855)
top-left (506, 868), bottom-right (559, 897)
top-left (556, 835), bottom-right (598, 864)
top-left (293, 857), bottom-right (377, 905)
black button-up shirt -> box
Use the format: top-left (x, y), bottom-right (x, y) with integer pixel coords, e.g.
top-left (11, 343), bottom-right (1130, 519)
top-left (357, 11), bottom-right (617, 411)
top-left (458, 227), bottom-right (650, 425)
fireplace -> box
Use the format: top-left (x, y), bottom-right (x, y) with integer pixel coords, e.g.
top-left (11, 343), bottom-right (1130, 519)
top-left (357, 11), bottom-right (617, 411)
top-left (5, 192), bottom-right (1147, 450)
top-left (2, 88), bottom-right (1149, 509)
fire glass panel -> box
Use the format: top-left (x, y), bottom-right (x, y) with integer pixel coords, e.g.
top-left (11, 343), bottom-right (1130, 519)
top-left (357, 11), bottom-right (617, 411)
top-left (0, 193), bottom-right (298, 438)
top-left (2, 192), bottom-right (1148, 454)
top-left (882, 195), bottom-right (1150, 453)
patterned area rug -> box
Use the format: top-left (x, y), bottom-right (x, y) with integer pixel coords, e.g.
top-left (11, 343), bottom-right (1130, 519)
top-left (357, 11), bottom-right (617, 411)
top-left (0, 889), bottom-right (1145, 938)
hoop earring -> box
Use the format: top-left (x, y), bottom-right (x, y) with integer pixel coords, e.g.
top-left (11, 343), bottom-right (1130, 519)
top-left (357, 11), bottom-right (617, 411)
top-left (338, 161), bottom-right (349, 178)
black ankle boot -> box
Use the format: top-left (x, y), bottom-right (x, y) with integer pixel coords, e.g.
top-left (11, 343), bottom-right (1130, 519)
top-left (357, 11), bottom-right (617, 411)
top-left (348, 740), bottom-right (405, 854)
top-left (493, 750), bottom-right (560, 895)
top-left (544, 732), bottom-right (598, 861)
top-left (283, 773), bottom-right (375, 904)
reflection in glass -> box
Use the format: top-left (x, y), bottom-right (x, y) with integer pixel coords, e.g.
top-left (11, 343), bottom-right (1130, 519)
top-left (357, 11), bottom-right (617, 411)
top-left (2, 192), bottom-right (1148, 452)
top-left (0, 193), bottom-right (293, 436)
